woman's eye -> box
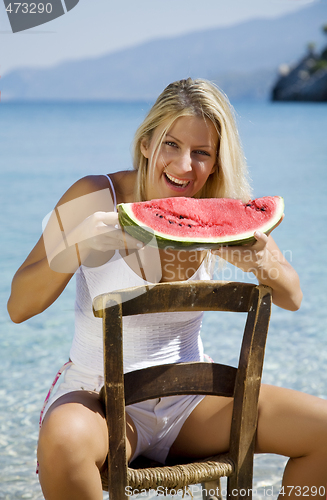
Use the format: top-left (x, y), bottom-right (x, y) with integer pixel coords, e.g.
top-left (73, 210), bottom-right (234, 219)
top-left (165, 141), bottom-right (177, 148)
top-left (194, 150), bottom-right (210, 156)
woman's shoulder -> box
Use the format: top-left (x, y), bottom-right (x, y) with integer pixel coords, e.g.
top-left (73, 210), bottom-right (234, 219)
top-left (56, 171), bottom-right (137, 208)
top-left (55, 175), bottom-right (108, 207)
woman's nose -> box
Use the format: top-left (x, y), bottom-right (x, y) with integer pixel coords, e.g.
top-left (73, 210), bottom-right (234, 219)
top-left (176, 150), bottom-right (192, 172)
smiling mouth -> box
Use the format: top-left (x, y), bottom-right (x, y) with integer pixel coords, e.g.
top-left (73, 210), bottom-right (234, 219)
top-left (164, 172), bottom-right (191, 188)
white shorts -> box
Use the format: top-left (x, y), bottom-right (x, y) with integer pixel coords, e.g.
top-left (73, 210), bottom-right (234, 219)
top-left (40, 362), bottom-right (204, 464)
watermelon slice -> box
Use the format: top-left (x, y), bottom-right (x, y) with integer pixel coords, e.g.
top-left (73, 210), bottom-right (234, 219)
top-left (118, 196), bottom-right (284, 250)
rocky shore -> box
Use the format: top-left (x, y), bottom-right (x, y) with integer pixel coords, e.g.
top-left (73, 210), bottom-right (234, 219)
top-left (272, 27), bottom-right (327, 102)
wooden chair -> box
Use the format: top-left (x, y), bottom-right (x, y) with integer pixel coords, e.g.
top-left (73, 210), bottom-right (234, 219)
top-left (93, 280), bottom-right (272, 500)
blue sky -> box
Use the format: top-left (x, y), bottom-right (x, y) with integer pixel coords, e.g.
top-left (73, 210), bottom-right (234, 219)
top-left (0, 0), bottom-right (318, 75)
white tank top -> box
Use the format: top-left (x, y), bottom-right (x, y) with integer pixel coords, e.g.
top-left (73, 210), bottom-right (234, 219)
top-left (70, 175), bottom-right (213, 375)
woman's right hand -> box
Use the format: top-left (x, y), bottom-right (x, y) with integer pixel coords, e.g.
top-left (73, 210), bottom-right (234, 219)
top-left (44, 210), bottom-right (143, 273)
top-left (70, 211), bottom-right (142, 253)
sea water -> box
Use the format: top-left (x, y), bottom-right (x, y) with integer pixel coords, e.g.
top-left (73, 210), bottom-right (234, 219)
top-left (0, 100), bottom-right (326, 499)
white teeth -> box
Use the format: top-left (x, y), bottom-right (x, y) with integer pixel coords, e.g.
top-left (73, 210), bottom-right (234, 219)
top-left (165, 172), bottom-right (190, 187)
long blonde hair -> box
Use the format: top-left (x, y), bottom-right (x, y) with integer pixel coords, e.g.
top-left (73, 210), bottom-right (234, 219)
top-left (133, 78), bottom-right (252, 202)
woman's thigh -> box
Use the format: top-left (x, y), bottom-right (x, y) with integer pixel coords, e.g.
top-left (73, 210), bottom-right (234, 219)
top-left (168, 393), bottom-right (233, 459)
top-left (168, 384), bottom-right (327, 460)
top-left (255, 384), bottom-right (327, 457)
top-left (38, 390), bottom-right (138, 468)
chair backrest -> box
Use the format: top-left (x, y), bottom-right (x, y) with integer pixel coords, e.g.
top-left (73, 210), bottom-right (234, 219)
top-left (93, 280), bottom-right (272, 499)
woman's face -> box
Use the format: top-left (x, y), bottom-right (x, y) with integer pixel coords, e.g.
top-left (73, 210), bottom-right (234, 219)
top-left (141, 115), bottom-right (219, 200)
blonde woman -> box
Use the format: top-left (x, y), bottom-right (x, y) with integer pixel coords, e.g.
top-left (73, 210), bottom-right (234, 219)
top-left (8, 79), bottom-right (327, 500)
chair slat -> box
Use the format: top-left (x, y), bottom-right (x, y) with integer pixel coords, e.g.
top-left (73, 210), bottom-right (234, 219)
top-left (124, 362), bottom-right (237, 405)
top-left (93, 281), bottom-right (258, 318)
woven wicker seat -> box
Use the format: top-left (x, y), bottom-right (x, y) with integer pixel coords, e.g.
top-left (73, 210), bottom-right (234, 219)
top-left (93, 280), bottom-right (272, 500)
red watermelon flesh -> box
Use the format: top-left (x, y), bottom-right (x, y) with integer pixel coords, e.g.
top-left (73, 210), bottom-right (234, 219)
top-left (118, 196), bottom-right (284, 249)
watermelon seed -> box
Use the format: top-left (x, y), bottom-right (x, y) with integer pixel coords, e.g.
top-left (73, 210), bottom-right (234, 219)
top-left (179, 215), bottom-right (184, 219)
top-left (260, 207), bottom-right (266, 211)
top-left (188, 224), bottom-right (192, 228)
top-left (169, 220), bottom-right (174, 224)
top-left (179, 224), bottom-right (182, 226)
top-left (159, 215), bottom-right (163, 218)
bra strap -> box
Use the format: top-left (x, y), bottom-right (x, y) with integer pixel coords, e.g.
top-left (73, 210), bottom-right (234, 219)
top-left (104, 174), bottom-right (117, 210)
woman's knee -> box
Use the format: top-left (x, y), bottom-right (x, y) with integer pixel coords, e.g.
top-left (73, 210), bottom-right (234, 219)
top-left (38, 400), bottom-right (108, 471)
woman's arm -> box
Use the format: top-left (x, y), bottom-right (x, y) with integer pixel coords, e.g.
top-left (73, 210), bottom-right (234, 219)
top-left (7, 239), bottom-right (74, 323)
top-left (216, 231), bottom-right (303, 311)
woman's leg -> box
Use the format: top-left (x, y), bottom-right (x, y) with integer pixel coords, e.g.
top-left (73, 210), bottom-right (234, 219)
top-left (169, 384), bottom-right (327, 499)
top-left (256, 385), bottom-right (327, 499)
top-left (37, 391), bottom-right (137, 500)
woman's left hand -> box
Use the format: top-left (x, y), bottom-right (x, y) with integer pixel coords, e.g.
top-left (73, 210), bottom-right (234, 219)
top-left (212, 219), bottom-right (303, 311)
top-left (214, 230), bottom-right (273, 276)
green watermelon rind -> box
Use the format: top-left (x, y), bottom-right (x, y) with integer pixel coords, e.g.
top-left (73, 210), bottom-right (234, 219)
top-left (117, 197), bottom-right (284, 250)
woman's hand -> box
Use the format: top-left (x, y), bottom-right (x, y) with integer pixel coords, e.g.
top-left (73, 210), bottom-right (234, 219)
top-left (213, 222), bottom-right (303, 311)
top-left (46, 211), bottom-right (143, 272)
top-left (69, 211), bottom-right (142, 253)
top-left (215, 230), bottom-right (275, 276)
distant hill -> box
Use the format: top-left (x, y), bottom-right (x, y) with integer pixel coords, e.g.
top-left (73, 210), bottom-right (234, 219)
top-left (2, 2), bottom-right (327, 102)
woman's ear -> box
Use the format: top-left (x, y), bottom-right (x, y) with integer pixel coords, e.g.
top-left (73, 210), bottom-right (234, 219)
top-left (210, 160), bottom-right (218, 175)
top-left (209, 139), bottom-right (220, 175)
top-left (211, 143), bottom-right (220, 174)
top-left (140, 138), bottom-right (150, 158)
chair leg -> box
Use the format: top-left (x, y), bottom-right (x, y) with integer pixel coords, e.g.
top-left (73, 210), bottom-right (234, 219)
top-left (202, 479), bottom-right (223, 500)
top-left (227, 473), bottom-right (253, 499)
